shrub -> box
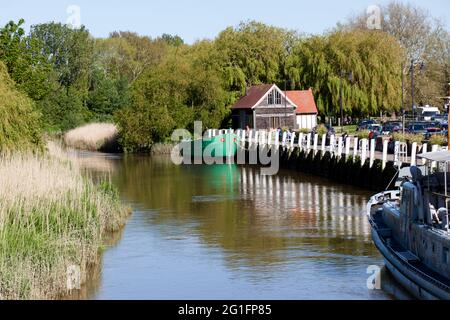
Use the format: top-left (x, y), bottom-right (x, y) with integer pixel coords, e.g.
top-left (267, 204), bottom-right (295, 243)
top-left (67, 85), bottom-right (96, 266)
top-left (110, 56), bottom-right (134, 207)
top-left (299, 128), bottom-right (310, 134)
top-left (316, 124), bottom-right (328, 136)
top-left (392, 132), bottom-right (423, 144)
top-left (0, 61), bottom-right (43, 152)
top-left (356, 130), bottom-right (370, 140)
top-left (429, 134), bottom-right (446, 146)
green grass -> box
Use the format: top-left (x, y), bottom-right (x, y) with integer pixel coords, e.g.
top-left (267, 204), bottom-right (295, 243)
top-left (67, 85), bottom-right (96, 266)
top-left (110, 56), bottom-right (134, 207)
top-left (333, 125), bottom-right (358, 134)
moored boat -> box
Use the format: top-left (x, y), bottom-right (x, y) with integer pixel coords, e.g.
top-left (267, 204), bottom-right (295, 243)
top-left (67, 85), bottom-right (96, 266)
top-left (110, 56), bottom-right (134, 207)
top-left (367, 150), bottom-right (450, 299)
top-left (181, 133), bottom-right (240, 159)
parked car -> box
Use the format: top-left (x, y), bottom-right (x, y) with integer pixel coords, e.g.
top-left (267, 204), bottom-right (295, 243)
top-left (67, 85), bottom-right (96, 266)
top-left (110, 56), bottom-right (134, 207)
top-left (425, 121), bottom-right (442, 133)
top-left (381, 121), bottom-right (402, 134)
top-left (357, 119), bottom-right (377, 131)
top-left (406, 123), bottom-right (428, 135)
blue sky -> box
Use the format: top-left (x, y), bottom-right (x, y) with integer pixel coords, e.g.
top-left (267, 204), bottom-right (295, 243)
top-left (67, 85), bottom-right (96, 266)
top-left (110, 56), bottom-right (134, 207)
top-left (1, 0), bottom-right (448, 43)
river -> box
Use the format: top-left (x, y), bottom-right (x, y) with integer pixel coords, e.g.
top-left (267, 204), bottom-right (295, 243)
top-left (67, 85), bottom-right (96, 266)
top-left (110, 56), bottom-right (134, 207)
top-left (72, 152), bottom-right (411, 300)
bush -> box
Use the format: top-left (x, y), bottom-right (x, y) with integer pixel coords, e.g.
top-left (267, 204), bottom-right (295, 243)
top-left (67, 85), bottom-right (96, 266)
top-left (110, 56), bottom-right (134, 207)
top-left (392, 132), bottom-right (423, 144)
top-left (299, 128), bottom-right (310, 134)
top-left (356, 130), bottom-right (370, 140)
top-left (429, 134), bottom-right (446, 146)
top-left (0, 61), bottom-right (43, 152)
top-left (316, 124), bottom-right (328, 136)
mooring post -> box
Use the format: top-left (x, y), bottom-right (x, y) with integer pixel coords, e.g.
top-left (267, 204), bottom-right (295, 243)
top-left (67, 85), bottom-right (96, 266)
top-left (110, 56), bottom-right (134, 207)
top-left (382, 139), bottom-right (388, 170)
top-left (330, 135), bottom-right (335, 155)
top-left (241, 129), bottom-right (246, 146)
top-left (422, 143), bottom-right (428, 165)
top-left (394, 141), bottom-right (399, 166)
top-left (261, 131), bottom-right (266, 145)
top-left (275, 130), bottom-right (279, 147)
top-left (431, 144), bottom-right (439, 169)
top-left (282, 131), bottom-right (287, 146)
top-left (291, 132), bottom-right (296, 149)
top-left (353, 137), bottom-right (359, 158)
top-left (321, 134), bottom-right (326, 155)
top-left (337, 137), bottom-right (343, 158)
top-left (267, 131), bottom-right (272, 146)
top-left (345, 137), bottom-right (351, 159)
top-left (369, 139), bottom-right (375, 168)
top-left (361, 139), bottom-right (368, 166)
top-left (410, 142), bottom-right (417, 166)
top-left (313, 134), bottom-right (318, 155)
top-left (254, 130), bottom-right (259, 145)
top-left (306, 133), bottom-right (311, 151)
top-left (299, 133), bottom-right (304, 150)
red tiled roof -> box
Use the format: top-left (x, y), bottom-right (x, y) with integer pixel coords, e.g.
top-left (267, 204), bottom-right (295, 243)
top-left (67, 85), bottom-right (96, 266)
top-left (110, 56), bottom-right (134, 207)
top-left (286, 89), bottom-right (318, 114)
top-left (231, 84), bottom-right (274, 109)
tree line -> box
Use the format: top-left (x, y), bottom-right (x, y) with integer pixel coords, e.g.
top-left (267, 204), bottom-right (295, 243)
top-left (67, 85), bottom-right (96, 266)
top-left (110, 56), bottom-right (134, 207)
top-left (0, 2), bottom-right (448, 152)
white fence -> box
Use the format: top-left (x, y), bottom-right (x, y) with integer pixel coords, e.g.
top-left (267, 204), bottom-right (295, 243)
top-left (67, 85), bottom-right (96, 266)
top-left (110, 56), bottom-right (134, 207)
top-left (205, 129), bottom-right (446, 169)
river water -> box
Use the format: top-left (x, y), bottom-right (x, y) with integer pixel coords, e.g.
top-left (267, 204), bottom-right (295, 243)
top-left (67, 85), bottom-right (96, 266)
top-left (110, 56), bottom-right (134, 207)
top-left (73, 152), bottom-right (410, 300)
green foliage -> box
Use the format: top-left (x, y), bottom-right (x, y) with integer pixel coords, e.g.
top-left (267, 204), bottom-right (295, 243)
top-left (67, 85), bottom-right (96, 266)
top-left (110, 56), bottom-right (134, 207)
top-left (356, 130), bottom-right (370, 139)
top-left (428, 134), bottom-right (446, 146)
top-left (0, 61), bottom-right (43, 151)
top-left (287, 30), bottom-right (403, 116)
top-left (0, 19), bottom-right (53, 101)
top-left (316, 124), bottom-right (328, 136)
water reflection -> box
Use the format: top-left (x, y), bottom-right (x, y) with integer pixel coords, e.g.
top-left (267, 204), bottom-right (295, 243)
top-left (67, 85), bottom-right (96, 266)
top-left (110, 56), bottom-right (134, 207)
top-left (73, 153), bottom-right (405, 299)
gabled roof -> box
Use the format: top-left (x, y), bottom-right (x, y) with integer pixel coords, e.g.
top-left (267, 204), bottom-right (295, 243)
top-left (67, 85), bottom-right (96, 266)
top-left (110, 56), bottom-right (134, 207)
top-left (231, 84), bottom-right (274, 109)
top-left (231, 84), bottom-right (298, 110)
top-left (286, 89), bottom-right (318, 114)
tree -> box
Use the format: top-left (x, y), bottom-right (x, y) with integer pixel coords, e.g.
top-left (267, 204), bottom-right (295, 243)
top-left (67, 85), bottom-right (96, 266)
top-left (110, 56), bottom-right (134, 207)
top-left (0, 61), bottom-right (42, 151)
top-left (287, 30), bottom-right (403, 116)
top-left (0, 19), bottom-right (53, 101)
top-left (160, 34), bottom-right (184, 47)
top-left (345, 1), bottom-right (450, 108)
top-left (29, 23), bottom-right (94, 94)
top-left (96, 31), bottom-right (168, 84)
top-left (214, 21), bottom-right (295, 92)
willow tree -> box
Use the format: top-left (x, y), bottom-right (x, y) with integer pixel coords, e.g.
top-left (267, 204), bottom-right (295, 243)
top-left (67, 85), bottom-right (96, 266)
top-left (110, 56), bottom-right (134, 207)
top-left (214, 21), bottom-right (295, 93)
top-left (287, 30), bottom-right (404, 117)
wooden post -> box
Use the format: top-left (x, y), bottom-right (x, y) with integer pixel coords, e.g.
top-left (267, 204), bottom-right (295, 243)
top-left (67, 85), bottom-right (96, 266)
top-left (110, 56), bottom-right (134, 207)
top-left (275, 130), bottom-right (279, 147)
top-left (299, 133), bottom-right (304, 150)
top-left (330, 135), bottom-right (335, 154)
top-left (361, 139), bottom-right (367, 166)
top-left (282, 131), bottom-right (287, 146)
top-left (241, 130), bottom-right (246, 146)
top-left (321, 134), bottom-right (327, 155)
top-left (431, 144), bottom-right (439, 169)
top-left (254, 130), bottom-right (259, 145)
top-left (345, 137), bottom-right (351, 159)
top-left (313, 134), bottom-right (318, 155)
top-left (353, 137), bottom-right (359, 158)
top-left (422, 143), bottom-right (428, 165)
top-left (382, 139), bottom-right (388, 170)
top-left (306, 133), bottom-right (311, 151)
top-left (369, 139), bottom-right (375, 168)
top-left (291, 132), bottom-right (296, 149)
top-left (267, 131), bottom-right (272, 145)
top-left (410, 142), bottom-right (417, 166)
top-left (337, 137), bottom-right (343, 158)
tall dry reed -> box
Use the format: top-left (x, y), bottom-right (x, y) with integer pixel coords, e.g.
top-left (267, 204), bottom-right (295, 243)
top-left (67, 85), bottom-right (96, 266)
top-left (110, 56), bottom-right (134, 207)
top-left (0, 144), bottom-right (129, 299)
top-left (64, 123), bottom-right (119, 152)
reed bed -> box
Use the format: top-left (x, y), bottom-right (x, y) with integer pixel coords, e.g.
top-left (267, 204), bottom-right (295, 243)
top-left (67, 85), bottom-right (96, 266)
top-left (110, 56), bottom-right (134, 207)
top-left (0, 146), bottom-right (129, 299)
top-left (64, 123), bottom-right (119, 152)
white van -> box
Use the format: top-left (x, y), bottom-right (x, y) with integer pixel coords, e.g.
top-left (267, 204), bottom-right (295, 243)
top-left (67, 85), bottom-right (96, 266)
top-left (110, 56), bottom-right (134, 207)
top-left (416, 105), bottom-right (440, 121)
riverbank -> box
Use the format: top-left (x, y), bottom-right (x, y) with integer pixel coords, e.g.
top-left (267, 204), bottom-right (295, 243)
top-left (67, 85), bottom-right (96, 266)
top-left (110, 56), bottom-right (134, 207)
top-left (0, 143), bottom-right (130, 299)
